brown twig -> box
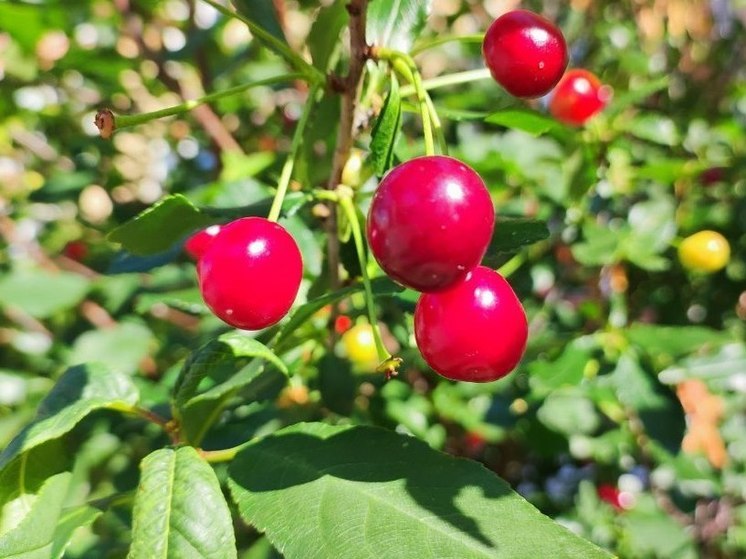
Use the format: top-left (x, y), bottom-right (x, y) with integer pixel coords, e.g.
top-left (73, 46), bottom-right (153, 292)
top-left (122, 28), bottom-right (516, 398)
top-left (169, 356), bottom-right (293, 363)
top-left (324, 0), bottom-right (370, 344)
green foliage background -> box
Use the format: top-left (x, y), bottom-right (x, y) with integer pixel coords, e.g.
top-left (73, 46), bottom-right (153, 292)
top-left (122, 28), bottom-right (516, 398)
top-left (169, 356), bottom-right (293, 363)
top-left (0, 0), bottom-right (745, 557)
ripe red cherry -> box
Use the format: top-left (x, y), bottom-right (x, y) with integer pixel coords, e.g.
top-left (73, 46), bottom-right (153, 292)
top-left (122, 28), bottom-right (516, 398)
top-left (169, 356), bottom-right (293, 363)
top-left (63, 240), bottom-right (88, 262)
top-left (549, 69), bottom-right (611, 126)
top-left (414, 266), bottom-right (527, 382)
top-left (482, 10), bottom-right (568, 99)
top-left (198, 217), bottom-right (302, 330)
top-left (366, 156), bottom-right (494, 292)
top-left (184, 224), bottom-right (222, 260)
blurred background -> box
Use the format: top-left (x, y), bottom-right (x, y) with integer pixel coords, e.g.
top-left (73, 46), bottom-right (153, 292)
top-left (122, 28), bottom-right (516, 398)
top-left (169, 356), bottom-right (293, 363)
top-left (0, 0), bottom-right (745, 557)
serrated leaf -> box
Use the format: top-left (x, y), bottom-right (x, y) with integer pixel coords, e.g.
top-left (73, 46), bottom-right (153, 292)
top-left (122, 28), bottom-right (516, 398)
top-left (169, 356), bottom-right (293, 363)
top-left (0, 363), bottom-right (138, 471)
top-left (271, 277), bottom-right (402, 351)
top-left (370, 76), bottom-right (402, 176)
top-left (0, 268), bottom-right (89, 319)
top-left (485, 109), bottom-right (560, 137)
top-left (366, 0), bottom-right (431, 52)
top-left (231, 0), bottom-right (286, 43)
top-left (481, 217), bottom-right (549, 265)
top-left (107, 195), bottom-right (215, 256)
top-left (228, 422), bottom-right (611, 559)
top-left (308, 0), bottom-right (348, 71)
top-left (128, 447), bottom-right (237, 559)
top-left (0, 472), bottom-right (72, 559)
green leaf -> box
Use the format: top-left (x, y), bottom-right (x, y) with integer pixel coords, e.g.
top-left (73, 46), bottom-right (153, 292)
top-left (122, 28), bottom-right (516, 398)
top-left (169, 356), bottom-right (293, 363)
top-left (482, 217), bottom-right (549, 265)
top-left (272, 277), bottom-right (402, 351)
top-left (231, 0), bottom-right (286, 43)
top-left (485, 109), bottom-right (560, 137)
top-left (173, 332), bottom-right (288, 444)
top-left (135, 288), bottom-right (208, 315)
top-left (68, 322), bottom-right (154, 375)
top-left (0, 269), bottom-right (89, 319)
top-left (659, 343), bottom-right (746, 388)
top-left (0, 363), bottom-right (139, 471)
top-left (537, 389), bottom-right (601, 436)
top-left (50, 504), bottom-right (102, 559)
top-left (607, 76), bottom-right (668, 114)
top-left (608, 353), bottom-right (684, 454)
top-left (174, 332), bottom-right (288, 410)
top-left (107, 195), bottom-right (215, 256)
top-left (228, 422), bottom-right (611, 559)
top-left (0, 472), bottom-right (72, 559)
top-left (618, 494), bottom-right (698, 559)
top-left (370, 76), bottom-right (402, 176)
top-left (622, 114), bottom-right (680, 146)
top-left (626, 324), bottom-right (733, 358)
top-left (308, 0), bottom-right (348, 71)
top-left (529, 338), bottom-right (596, 398)
top-left (366, 0), bottom-right (431, 52)
top-left (129, 447), bottom-right (237, 559)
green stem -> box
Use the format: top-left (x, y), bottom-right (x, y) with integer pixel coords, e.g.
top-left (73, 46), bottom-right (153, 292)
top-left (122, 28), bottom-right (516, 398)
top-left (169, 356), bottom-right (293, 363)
top-left (122, 404), bottom-right (181, 445)
top-left (338, 194), bottom-right (391, 363)
top-left (267, 85), bottom-right (321, 222)
top-left (200, 0), bottom-right (324, 85)
top-left (382, 50), bottom-right (435, 156)
top-left (399, 68), bottom-right (492, 97)
top-left (111, 74), bottom-right (303, 130)
top-left (410, 33), bottom-right (485, 55)
top-left (200, 441), bottom-right (252, 463)
top-left (497, 252), bottom-right (526, 279)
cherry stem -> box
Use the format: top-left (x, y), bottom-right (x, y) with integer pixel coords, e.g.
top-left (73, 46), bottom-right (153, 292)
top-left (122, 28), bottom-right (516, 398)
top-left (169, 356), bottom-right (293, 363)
top-left (399, 68), bottom-right (492, 97)
top-left (410, 33), bottom-right (485, 56)
top-left (267, 85), bottom-right (321, 222)
top-left (199, 0), bottom-right (324, 85)
top-left (338, 194), bottom-right (392, 364)
top-left (378, 48), bottom-right (438, 156)
top-left (497, 252), bottom-right (526, 279)
top-left (97, 74), bottom-right (302, 137)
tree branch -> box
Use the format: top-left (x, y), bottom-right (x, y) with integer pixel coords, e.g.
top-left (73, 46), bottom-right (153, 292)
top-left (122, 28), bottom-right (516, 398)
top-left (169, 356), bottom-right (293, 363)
top-left (324, 0), bottom-right (370, 341)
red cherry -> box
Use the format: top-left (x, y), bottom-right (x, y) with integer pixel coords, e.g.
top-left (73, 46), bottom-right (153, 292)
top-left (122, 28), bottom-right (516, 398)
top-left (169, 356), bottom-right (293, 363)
top-left (185, 224), bottom-right (222, 260)
top-left (334, 315), bottom-right (353, 334)
top-left (597, 484), bottom-right (623, 510)
top-left (482, 10), bottom-right (568, 99)
top-left (366, 156), bottom-right (495, 292)
top-left (63, 240), bottom-right (88, 261)
top-left (549, 69), bottom-right (611, 126)
top-left (198, 217), bottom-right (302, 330)
top-left (414, 266), bottom-right (528, 382)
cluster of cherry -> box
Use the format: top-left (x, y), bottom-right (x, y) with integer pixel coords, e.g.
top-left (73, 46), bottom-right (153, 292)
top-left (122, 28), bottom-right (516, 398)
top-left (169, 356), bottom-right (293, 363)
top-left (186, 9), bottom-right (610, 383)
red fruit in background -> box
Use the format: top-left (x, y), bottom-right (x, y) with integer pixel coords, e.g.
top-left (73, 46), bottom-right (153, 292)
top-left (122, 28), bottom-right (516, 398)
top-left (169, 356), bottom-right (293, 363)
top-left (334, 315), bottom-right (353, 335)
top-left (414, 266), bottom-right (528, 382)
top-left (63, 240), bottom-right (88, 261)
top-left (185, 224), bottom-right (222, 260)
top-left (549, 69), bottom-right (612, 126)
top-left (482, 10), bottom-right (568, 98)
top-left (597, 484), bottom-right (623, 510)
top-left (198, 217), bottom-right (302, 330)
top-left (366, 156), bottom-right (495, 292)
